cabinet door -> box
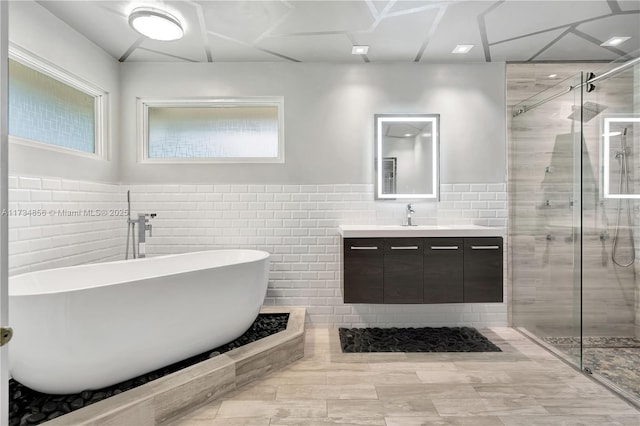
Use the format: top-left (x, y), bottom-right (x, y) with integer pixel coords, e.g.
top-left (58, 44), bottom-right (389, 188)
top-left (463, 237), bottom-right (503, 303)
top-left (424, 238), bottom-right (463, 303)
top-left (383, 238), bottom-right (424, 303)
top-left (343, 238), bottom-right (383, 303)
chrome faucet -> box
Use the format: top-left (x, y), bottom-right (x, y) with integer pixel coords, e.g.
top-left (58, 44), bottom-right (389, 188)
top-left (405, 204), bottom-right (416, 226)
top-left (135, 213), bottom-right (156, 258)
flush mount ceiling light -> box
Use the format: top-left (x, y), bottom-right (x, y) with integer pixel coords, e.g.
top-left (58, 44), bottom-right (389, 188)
top-left (452, 44), bottom-right (474, 54)
top-left (352, 45), bottom-right (369, 55)
top-left (548, 74), bottom-right (558, 78)
top-left (129, 7), bottom-right (184, 41)
top-left (601, 36), bottom-right (631, 47)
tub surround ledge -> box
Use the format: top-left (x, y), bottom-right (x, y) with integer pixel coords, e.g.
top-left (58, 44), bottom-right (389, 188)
top-left (42, 307), bottom-right (305, 426)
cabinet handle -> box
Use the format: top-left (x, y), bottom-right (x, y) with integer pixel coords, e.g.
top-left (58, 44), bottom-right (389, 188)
top-left (430, 246), bottom-right (459, 250)
top-left (471, 245), bottom-right (500, 250)
top-left (390, 246), bottom-right (419, 250)
top-left (350, 246), bottom-right (378, 250)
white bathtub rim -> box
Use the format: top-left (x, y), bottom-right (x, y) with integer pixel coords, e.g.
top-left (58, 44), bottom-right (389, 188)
top-left (9, 249), bottom-right (270, 297)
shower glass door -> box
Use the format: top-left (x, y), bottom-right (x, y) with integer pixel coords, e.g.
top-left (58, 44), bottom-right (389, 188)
top-left (510, 73), bottom-right (584, 368)
top-left (580, 60), bottom-right (640, 399)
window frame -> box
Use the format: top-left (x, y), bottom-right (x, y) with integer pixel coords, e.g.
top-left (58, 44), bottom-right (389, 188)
top-left (138, 97), bottom-right (285, 164)
top-left (8, 44), bottom-right (109, 160)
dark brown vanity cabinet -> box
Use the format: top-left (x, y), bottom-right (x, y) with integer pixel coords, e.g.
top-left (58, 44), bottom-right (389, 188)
top-left (463, 237), bottom-right (503, 303)
top-left (343, 238), bottom-right (383, 303)
top-left (343, 236), bottom-right (503, 304)
top-left (423, 238), bottom-right (464, 303)
top-left (383, 239), bottom-right (424, 303)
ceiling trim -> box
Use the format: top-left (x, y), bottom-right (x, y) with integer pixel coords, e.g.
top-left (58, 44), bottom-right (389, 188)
top-left (607, 0), bottom-right (622, 13)
top-left (119, 37), bottom-right (144, 62)
top-left (137, 47), bottom-right (198, 62)
top-left (571, 27), bottom-right (632, 59)
top-left (528, 26), bottom-right (574, 61)
top-left (186, 0), bottom-right (212, 62)
top-left (386, 1), bottom-right (450, 19)
top-left (478, 0), bottom-right (505, 62)
top-left (414, 4), bottom-right (448, 62)
top-left (364, 0), bottom-right (397, 34)
top-left (35, 0), bottom-right (640, 64)
top-left (491, 10), bottom-right (640, 47)
top-left (253, 3), bottom-right (294, 45)
top-left (208, 30), bottom-right (301, 62)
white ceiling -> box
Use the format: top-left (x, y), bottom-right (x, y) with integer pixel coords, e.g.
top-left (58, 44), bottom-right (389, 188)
top-left (35, 0), bottom-right (640, 63)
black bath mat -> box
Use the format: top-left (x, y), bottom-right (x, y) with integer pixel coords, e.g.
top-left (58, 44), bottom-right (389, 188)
top-left (339, 326), bottom-right (502, 353)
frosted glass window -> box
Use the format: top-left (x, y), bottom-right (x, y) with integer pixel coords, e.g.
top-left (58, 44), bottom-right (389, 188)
top-left (8, 59), bottom-right (96, 153)
top-left (142, 99), bottom-right (284, 163)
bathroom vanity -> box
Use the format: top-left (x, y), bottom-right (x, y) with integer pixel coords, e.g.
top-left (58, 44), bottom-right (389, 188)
top-left (339, 225), bottom-right (504, 304)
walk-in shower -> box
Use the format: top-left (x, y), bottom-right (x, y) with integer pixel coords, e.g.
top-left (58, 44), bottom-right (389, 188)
top-left (510, 56), bottom-right (640, 405)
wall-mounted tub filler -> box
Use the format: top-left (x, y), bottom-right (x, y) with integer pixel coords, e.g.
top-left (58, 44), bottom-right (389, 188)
top-left (136, 213), bottom-right (156, 258)
top-left (125, 190), bottom-right (156, 259)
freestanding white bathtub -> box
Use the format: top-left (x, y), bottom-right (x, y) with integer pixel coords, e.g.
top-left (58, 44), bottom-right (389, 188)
top-left (9, 249), bottom-right (270, 394)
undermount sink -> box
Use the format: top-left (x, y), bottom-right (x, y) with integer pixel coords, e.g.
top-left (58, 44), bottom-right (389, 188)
top-left (338, 224), bottom-right (505, 238)
top-left (376, 225), bottom-right (455, 229)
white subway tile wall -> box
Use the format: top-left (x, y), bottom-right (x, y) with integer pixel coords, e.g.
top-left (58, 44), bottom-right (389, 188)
top-left (9, 177), bottom-right (508, 327)
top-left (8, 176), bottom-right (124, 276)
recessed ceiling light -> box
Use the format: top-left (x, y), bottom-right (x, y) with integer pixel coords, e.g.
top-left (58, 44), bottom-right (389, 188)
top-left (601, 36), bottom-right (631, 47)
top-left (452, 44), bottom-right (474, 54)
top-left (129, 7), bottom-right (184, 41)
top-left (404, 133), bottom-right (413, 137)
top-left (352, 45), bottom-right (369, 55)
top-left (548, 74), bottom-right (558, 78)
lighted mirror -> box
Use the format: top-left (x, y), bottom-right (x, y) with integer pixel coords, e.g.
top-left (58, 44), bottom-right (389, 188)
top-left (602, 116), bottom-right (640, 198)
top-left (375, 114), bottom-right (439, 200)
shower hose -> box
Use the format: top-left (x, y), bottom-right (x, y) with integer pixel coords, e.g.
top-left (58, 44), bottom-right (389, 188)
top-left (612, 129), bottom-right (635, 267)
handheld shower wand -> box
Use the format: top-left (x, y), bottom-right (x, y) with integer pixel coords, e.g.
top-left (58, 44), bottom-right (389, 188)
top-left (612, 128), bottom-right (635, 267)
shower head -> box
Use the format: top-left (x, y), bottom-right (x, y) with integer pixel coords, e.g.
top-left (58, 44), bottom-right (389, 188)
top-left (566, 101), bottom-right (608, 122)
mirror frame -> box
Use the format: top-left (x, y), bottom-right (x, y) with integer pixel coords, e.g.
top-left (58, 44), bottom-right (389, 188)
top-left (374, 113), bottom-right (440, 200)
top-left (601, 115), bottom-right (640, 199)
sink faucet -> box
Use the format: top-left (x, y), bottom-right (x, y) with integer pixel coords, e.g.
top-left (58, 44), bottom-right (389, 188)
top-left (405, 204), bottom-right (416, 226)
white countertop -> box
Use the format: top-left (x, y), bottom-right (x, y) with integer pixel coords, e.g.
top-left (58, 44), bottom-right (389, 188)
top-left (338, 224), bottom-right (505, 238)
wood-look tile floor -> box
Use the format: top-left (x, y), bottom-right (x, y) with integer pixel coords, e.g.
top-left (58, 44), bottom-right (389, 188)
top-left (169, 327), bottom-right (640, 426)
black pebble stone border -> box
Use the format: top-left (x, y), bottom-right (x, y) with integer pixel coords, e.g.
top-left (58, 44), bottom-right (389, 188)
top-left (9, 313), bottom-right (289, 426)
